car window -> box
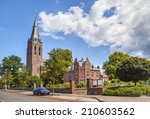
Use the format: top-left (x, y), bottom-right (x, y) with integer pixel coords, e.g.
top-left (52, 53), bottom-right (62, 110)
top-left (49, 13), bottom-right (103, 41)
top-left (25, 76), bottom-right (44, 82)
top-left (37, 88), bottom-right (46, 90)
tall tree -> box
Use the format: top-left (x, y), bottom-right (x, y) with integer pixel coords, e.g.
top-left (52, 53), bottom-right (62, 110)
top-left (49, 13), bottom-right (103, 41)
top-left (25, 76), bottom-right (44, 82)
top-left (7, 73), bottom-right (14, 87)
top-left (0, 55), bottom-right (23, 75)
top-left (40, 71), bottom-right (52, 87)
top-left (116, 57), bottom-right (150, 86)
top-left (44, 48), bottom-right (72, 94)
top-left (0, 64), bottom-right (2, 76)
top-left (45, 48), bottom-right (72, 83)
top-left (17, 67), bottom-right (30, 89)
top-left (103, 52), bottom-right (130, 79)
top-left (0, 75), bottom-right (7, 88)
top-left (29, 76), bottom-right (41, 88)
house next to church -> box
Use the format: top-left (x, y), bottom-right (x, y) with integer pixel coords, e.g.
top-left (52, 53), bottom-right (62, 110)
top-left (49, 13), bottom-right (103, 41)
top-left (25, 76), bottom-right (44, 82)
top-left (25, 16), bottom-right (108, 84)
top-left (64, 58), bottom-right (108, 85)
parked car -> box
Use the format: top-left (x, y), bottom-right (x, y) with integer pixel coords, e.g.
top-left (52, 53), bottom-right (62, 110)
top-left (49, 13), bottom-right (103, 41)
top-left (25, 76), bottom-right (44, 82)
top-left (33, 87), bottom-right (50, 95)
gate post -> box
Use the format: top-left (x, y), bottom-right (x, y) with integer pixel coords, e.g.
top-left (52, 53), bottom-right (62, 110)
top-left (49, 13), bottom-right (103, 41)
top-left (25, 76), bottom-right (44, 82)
top-left (70, 80), bottom-right (75, 94)
top-left (87, 79), bottom-right (92, 95)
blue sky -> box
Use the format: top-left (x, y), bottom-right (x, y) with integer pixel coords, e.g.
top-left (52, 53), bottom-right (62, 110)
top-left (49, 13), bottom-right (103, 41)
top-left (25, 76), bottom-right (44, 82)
top-left (0, 0), bottom-right (109, 67)
top-left (0, 0), bottom-right (149, 67)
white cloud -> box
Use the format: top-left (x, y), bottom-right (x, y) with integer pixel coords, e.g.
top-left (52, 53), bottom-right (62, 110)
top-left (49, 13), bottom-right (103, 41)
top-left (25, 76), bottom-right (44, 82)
top-left (40, 32), bottom-right (64, 40)
top-left (80, 2), bottom-right (85, 8)
top-left (39, 0), bottom-right (150, 59)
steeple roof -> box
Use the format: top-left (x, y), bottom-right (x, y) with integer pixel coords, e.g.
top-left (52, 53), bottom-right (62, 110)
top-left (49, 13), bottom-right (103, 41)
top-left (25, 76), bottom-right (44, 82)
top-left (30, 15), bottom-right (40, 41)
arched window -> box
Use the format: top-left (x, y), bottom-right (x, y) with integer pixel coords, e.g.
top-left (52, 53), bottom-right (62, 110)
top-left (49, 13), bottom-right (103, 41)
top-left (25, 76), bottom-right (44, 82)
top-left (34, 45), bottom-right (36, 55)
top-left (39, 47), bottom-right (41, 55)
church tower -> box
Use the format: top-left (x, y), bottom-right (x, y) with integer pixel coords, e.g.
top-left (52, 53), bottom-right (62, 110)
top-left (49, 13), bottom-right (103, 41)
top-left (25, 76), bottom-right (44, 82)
top-left (26, 15), bottom-right (43, 77)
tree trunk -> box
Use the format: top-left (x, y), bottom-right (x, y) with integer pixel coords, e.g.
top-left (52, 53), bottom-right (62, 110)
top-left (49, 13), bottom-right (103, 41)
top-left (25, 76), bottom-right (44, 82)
top-left (7, 85), bottom-right (10, 89)
top-left (40, 81), bottom-right (43, 87)
top-left (52, 79), bottom-right (54, 96)
top-left (134, 82), bottom-right (136, 86)
top-left (33, 83), bottom-right (36, 89)
top-left (4, 84), bottom-right (7, 90)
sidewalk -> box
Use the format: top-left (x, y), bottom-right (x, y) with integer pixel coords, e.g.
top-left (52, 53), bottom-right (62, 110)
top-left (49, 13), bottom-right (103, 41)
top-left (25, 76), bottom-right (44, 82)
top-left (20, 91), bottom-right (98, 102)
top-left (3, 90), bottom-right (150, 102)
top-left (20, 90), bottom-right (150, 102)
top-left (53, 93), bottom-right (150, 102)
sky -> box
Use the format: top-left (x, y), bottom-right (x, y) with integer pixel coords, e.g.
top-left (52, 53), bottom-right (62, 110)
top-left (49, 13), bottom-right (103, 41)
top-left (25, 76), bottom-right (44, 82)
top-left (0, 0), bottom-right (150, 68)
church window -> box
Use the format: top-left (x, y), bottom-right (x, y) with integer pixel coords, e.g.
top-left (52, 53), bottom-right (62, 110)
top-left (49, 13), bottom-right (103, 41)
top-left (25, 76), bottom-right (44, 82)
top-left (34, 45), bottom-right (36, 55)
top-left (39, 47), bottom-right (41, 55)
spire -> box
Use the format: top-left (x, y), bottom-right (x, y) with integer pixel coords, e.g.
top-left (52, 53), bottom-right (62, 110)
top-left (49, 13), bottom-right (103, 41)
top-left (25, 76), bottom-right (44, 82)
top-left (86, 57), bottom-right (89, 61)
top-left (31, 14), bottom-right (40, 41)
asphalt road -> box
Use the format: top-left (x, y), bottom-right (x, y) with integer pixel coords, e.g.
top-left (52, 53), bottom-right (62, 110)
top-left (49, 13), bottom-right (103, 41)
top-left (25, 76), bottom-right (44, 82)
top-left (0, 90), bottom-right (62, 102)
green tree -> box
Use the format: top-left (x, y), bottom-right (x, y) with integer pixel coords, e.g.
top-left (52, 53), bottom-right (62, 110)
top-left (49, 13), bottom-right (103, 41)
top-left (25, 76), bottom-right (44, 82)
top-left (29, 76), bottom-right (41, 88)
top-left (44, 48), bottom-right (72, 95)
top-left (103, 52), bottom-right (130, 79)
top-left (17, 68), bottom-right (30, 90)
top-left (0, 55), bottom-right (23, 75)
top-left (0, 64), bottom-right (2, 76)
top-left (40, 71), bottom-right (52, 87)
top-left (45, 48), bottom-right (72, 83)
top-left (7, 73), bottom-right (14, 87)
top-left (116, 57), bottom-right (150, 86)
top-left (0, 75), bottom-right (7, 87)
top-left (0, 73), bottom-right (13, 89)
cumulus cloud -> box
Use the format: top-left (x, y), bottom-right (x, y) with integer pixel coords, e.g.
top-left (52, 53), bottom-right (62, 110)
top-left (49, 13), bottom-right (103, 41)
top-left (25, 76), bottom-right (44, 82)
top-left (80, 2), bottom-right (85, 8)
top-left (40, 32), bottom-right (64, 40)
top-left (39, 0), bottom-right (150, 59)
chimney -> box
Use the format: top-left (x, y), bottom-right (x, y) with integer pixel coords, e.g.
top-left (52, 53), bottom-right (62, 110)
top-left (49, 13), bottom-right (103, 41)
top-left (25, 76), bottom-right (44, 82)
top-left (75, 58), bottom-right (78, 62)
top-left (86, 57), bottom-right (89, 61)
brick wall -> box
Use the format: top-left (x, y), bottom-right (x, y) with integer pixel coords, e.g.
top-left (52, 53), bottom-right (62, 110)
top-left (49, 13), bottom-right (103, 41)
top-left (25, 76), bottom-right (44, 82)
top-left (87, 87), bottom-right (104, 95)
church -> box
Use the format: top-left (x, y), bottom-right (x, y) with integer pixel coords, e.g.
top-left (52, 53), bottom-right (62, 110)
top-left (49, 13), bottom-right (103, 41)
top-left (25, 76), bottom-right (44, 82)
top-left (26, 16), bottom-right (108, 84)
top-left (26, 16), bottom-right (43, 77)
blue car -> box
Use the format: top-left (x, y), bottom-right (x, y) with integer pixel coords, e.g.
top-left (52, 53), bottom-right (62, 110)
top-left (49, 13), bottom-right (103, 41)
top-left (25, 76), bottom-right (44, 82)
top-left (33, 87), bottom-right (50, 95)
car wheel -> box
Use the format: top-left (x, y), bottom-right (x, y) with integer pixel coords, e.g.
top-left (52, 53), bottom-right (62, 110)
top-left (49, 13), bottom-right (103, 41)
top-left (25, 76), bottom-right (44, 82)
top-left (38, 92), bottom-right (41, 95)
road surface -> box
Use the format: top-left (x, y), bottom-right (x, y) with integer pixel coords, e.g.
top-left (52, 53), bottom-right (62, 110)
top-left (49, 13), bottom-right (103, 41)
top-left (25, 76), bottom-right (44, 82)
top-left (0, 90), bottom-right (69, 102)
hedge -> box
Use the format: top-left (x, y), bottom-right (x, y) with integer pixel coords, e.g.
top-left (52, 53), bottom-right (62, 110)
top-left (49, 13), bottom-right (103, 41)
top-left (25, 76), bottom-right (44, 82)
top-left (103, 86), bottom-right (150, 96)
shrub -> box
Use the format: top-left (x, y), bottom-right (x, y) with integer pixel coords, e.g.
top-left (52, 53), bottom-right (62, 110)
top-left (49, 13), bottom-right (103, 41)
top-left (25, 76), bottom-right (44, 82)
top-left (50, 82), bottom-right (70, 88)
top-left (63, 82), bottom-right (70, 88)
top-left (104, 81), bottom-right (109, 87)
top-left (103, 86), bottom-right (150, 96)
top-left (76, 82), bottom-right (86, 88)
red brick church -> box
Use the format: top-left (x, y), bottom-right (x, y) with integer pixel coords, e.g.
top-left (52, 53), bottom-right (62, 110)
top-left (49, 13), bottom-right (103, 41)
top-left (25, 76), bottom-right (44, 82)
top-left (26, 16), bottom-right (43, 77)
top-left (26, 16), bottom-right (108, 84)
